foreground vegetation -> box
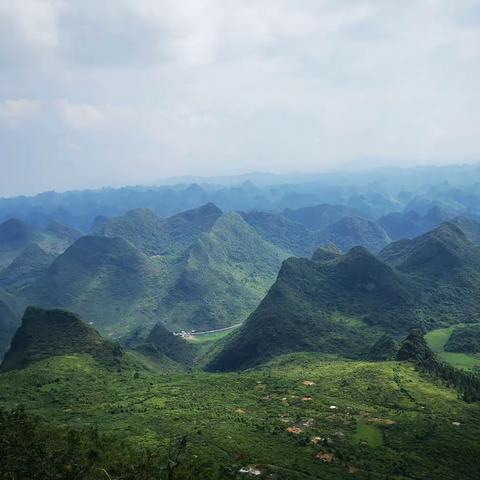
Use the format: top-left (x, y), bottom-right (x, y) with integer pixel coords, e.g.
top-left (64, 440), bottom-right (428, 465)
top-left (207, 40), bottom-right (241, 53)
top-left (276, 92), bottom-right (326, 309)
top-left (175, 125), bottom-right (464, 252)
top-left (1, 352), bottom-right (480, 479)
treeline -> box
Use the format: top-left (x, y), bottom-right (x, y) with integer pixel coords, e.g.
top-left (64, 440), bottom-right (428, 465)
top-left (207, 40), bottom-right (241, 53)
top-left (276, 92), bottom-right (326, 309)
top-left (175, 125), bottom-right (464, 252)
top-left (0, 407), bottom-right (233, 480)
top-left (398, 330), bottom-right (480, 403)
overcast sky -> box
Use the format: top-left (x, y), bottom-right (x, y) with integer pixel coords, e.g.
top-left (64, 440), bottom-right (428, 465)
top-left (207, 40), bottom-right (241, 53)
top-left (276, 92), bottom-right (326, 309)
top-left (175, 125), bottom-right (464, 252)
top-left (1, 0), bottom-right (480, 196)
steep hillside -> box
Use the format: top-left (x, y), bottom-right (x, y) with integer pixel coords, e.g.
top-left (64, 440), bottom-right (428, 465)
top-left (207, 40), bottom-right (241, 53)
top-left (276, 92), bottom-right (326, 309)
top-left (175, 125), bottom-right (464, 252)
top-left (0, 293), bottom-right (19, 357)
top-left (156, 213), bottom-right (287, 331)
top-left (240, 210), bottom-right (321, 256)
top-left (283, 204), bottom-right (361, 230)
top-left (378, 206), bottom-right (450, 240)
top-left (23, 236), bottom-right (166, 335)
top-left (0, 307), bottom-right (122, 372)
top-left (0, 243), bottom-right (54, 290)
top-left (0, 218), bottom-right (79, 270)
top-left (94, 203), bottom-right (222, 256)
top-left (451, 216), bottom-right (480, 244)
top-left (140, 321), bottom-right (195, 365)
top-left (322, 216), bottom-right (391, 253)
top-left (379, 222), bottom-right (480, 327)
top-left (208, 246), bottom-right (416, 371)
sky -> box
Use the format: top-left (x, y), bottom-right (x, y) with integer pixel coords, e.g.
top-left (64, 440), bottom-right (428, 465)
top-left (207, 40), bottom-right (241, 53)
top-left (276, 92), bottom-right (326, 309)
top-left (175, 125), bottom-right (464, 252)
top-left (1, 0), bottom-right (480, 196)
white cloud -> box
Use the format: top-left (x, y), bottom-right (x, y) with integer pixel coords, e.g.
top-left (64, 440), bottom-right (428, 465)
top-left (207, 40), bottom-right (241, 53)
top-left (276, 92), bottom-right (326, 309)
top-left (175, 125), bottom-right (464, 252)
top-left (1, 0), bottom-right (480, 194)
top-left (0, 99), bottom-right (41, 124)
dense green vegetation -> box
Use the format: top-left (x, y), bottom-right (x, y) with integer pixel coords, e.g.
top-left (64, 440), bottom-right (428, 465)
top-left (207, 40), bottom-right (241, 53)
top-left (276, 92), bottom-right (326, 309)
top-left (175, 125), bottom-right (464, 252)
top-left (156, 212), bottom-right (287, 331)
top-left (94, 203), bottom-right (222, 256)
top-left (208, 246), bottom-right (416, 371)
top-left (1, 349), bottom-right (480, 479)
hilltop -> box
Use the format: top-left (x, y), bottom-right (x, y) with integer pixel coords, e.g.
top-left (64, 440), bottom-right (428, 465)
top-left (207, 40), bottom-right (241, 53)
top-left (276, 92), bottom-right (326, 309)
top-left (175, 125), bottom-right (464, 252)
top-left (23, 236), bottom-right (163, 334)
top-left (156, 212), bottom-right (287, 331)
top-left (0, 307), bottom-right (122, 372)
top-left (94, 203), bottom-right (222, 256)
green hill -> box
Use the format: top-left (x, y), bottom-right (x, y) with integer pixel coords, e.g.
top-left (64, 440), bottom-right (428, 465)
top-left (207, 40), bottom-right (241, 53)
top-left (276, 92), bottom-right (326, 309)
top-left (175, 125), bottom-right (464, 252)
top-left (322, 216), bottom-right (391, 254)
top-left (208, 246), bottom-right (416, 371)
top-left (450, 216), bottom-right (480, 244)
top-left (209, 223), bottom-right (480, 371)
top-left (156, 212), bottom-right (288, 331)
top-left (240, 210), bottom-right (321, 257)
top-left (23, 236), bottom-right (166, 335)
top-left (0, 243), bottom-right (54, 290)
top-left (379, 222), bottom-right (480, 327)
top-left (0, 218), bottom-right (80, 270)
top-left (283, 203), bottom-right (361, 230)
top-left (139, 322), bottom-right (195, 365)
top-left (0, 307), bottom-right (122, 372)
top-left (94, 203), bottom-right (222, 256)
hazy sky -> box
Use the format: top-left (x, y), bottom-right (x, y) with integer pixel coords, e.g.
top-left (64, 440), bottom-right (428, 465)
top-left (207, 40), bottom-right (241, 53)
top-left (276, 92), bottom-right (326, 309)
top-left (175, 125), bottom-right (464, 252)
top-left (1, 0), bottom-right (480, 196)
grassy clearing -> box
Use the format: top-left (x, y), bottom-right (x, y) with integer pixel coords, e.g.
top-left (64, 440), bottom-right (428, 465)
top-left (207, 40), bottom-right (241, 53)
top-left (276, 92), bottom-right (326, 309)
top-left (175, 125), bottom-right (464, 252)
top-left (352, 421), bottom-right (383, 447)
top-left (426, 325), bottom-right (480, 371)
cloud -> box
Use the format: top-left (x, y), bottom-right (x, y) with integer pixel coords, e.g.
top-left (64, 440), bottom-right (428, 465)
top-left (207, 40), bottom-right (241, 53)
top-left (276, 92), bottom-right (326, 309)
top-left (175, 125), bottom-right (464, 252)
top-left (0, 0), bottom-right (480, 195)
top-left (0, 99), bottom-right (41, 124)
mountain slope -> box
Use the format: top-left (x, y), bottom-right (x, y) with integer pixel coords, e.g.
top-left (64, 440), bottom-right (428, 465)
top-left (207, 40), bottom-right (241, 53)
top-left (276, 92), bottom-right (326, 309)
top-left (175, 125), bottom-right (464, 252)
top-left (94, 203), bottom-right (222, 256)
top-left (379, 222), bottom-right (480, 327)
top-left (0, 307), bottom-right (122, 372)
top-left (157, 212), bottom-right (287, 331)
top-left (208, 246), bottom-right (416, 371)
top-left (322, 216), bottom-right (391, 254)
top-left (239, 210), bottom-right (322, 256)
top-left (23, 236), bottom-right (165, 335)
top-left (0, 243), bottom-right (54, 290)
top-left (0, 293), bottom-right (19, 357)
top-left (282, 204), bottom-right (361, 230)
top-left (0, 218), bottom-right (79, 270)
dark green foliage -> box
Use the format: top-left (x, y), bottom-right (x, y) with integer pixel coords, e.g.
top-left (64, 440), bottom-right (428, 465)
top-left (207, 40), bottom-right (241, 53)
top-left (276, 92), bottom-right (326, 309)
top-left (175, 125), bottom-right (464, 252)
top-left (367, 335), bottom-right (399, 361)
top-left (0, 307), bottom-right (123, 372)
top-left (444, 325), bottom-right (480, 353)
top-left (0, 407), bottom-right (215, 480)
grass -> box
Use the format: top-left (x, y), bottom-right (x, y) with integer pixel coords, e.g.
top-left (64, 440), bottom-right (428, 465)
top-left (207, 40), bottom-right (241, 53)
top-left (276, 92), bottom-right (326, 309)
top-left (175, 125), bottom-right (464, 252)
top-left (426, 325), bottom-right (480, 371)
top-left (1, 352), bottom-right (480, 479)
top-left (352, 422), bottom-right (383, 448)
